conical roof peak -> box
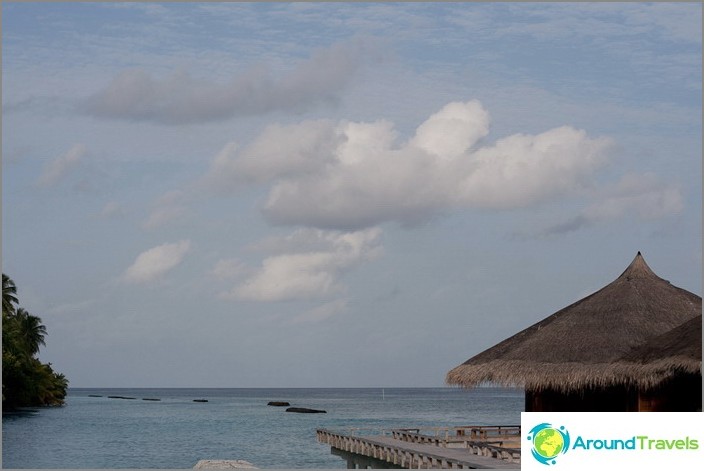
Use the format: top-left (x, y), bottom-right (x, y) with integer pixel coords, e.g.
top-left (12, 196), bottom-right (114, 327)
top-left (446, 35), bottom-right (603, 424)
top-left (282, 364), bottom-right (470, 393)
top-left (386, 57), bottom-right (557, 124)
top-left (618, 251), bottom-right (657, 280)
top-left (446, 250), bottom-right (702, 392)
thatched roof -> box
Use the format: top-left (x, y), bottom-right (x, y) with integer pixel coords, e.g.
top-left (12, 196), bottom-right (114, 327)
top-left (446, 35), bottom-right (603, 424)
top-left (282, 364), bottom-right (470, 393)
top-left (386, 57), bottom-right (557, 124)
top-left (446, 252), bottom-right (702, 392)
top-left (611, 314), bottom-right (701, 389)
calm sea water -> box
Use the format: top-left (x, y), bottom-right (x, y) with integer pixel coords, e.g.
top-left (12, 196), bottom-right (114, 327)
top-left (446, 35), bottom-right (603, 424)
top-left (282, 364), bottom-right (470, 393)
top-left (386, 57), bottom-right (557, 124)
top-left (2, 387), bottom-right (523, 468)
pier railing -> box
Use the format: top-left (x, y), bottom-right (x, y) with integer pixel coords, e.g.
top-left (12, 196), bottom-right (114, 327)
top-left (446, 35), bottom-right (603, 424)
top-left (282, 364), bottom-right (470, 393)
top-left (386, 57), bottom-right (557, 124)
top-left (392, 425), bottom-right (520, 445)
top-left (324, 427), bottom-right (396, 437)
top-left (317, 426), bottom-right (521, 468)
top-left (390, 426), bottom-right (520, 461)
top-left (320, 425), bottom-right (520, 444)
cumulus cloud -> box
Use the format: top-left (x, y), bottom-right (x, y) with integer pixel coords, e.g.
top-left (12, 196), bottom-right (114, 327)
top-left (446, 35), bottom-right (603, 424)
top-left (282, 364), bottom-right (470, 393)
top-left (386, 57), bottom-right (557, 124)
top-left (123, 240), bottom-right (191, 283)
top-left (36, 144), bottom-right (87, 187)
top-left (210, 258), bottom-right (247, 281)
top-left (200, 100), bottom-right (612, 230)
top-left (583, 173), bottom-right (683, 221)
top-left (227, 228), bottom-right (382, 302)
top-left (143, 190), bottom-right (191, 230)
top-left (81, 40), bottom-right (376, 125)
top-left (543, 173), bottom-right (683, 235)
top-left (456, 126), bottom-right (608, 209)
top-left (200, 120), bottom-right (341, 191)
top-left (410, 100), bottom-right (490, 159)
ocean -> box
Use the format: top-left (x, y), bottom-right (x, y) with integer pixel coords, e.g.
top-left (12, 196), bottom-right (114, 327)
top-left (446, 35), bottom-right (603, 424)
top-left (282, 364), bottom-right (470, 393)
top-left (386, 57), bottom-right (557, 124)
top-left (2, 387), bottom-right (523, 468)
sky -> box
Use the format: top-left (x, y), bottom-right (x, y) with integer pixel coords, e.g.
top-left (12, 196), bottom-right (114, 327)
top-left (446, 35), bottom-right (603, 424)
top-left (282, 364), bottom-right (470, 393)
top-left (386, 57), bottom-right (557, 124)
top-left (1, 2), bottom-right (701, 388)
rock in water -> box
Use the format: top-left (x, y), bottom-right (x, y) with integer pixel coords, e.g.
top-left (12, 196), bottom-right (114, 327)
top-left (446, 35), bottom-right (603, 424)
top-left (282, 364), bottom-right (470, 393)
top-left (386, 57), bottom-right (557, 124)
top-left (267, 401), bottom-right (290, 406)
top-left (285, 407), bottom-right (326, 414)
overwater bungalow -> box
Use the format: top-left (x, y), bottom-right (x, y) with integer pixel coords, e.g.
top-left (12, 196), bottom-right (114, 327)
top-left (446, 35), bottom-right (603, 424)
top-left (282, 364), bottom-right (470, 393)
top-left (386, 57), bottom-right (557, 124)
top-left (446, 252), bottom-right (702, 412)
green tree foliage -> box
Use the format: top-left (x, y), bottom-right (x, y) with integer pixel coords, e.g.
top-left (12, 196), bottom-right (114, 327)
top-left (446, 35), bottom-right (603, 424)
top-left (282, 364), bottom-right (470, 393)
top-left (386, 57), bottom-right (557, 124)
top-left (2, 274), bottom-right (68, 408)
top-left (3, 273), bottom-right (19, 315)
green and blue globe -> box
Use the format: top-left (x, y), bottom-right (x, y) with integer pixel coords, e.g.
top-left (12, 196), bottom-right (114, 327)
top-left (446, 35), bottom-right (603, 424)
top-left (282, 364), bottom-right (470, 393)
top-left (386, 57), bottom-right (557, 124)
top-left (533, 428), bottom-right (564, 458)
top-left (527, 423), bottom-right (570, 465)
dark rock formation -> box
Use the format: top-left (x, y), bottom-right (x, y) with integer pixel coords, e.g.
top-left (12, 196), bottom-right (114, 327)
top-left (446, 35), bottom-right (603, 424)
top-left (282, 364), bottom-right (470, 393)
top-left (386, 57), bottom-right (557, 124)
top-left (285, 407), bottom-right (326, 414)
top-left (267, 401), bottom-right (290, 406)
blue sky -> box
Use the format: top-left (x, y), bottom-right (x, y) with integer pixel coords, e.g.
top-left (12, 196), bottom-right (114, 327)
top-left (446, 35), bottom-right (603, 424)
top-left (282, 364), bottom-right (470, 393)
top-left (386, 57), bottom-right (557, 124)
top-left (2, 2), bottom-right (701, 388)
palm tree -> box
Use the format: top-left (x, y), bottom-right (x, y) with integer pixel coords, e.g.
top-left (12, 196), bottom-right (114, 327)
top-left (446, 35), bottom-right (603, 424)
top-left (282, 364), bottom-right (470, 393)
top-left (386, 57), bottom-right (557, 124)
top-left (45, 367), bottom-right (68, 405)
top-left (15, 308), bottom-right (47, 356)
top-left (3, 274), bottom-right (19, 316)
top-left (2, 276), bottom-right (69, 407)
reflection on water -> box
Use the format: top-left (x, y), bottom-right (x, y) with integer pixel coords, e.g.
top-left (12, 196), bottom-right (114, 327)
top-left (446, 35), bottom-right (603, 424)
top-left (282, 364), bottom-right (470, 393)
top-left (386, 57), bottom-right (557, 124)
top-left (2, 408), bottom-right (40, 420)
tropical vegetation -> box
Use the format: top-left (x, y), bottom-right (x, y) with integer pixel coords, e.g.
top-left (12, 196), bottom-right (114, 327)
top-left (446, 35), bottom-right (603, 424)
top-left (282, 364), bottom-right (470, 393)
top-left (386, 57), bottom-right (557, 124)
top-left (3, 273), bottom-right (68, 408)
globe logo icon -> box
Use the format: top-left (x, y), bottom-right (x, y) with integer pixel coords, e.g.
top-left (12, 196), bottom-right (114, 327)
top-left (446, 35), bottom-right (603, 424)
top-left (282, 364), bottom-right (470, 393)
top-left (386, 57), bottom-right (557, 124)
top-left (527, 423), bottom-right (570, 465)
top-left (534, 428), bottom-right (564, 458)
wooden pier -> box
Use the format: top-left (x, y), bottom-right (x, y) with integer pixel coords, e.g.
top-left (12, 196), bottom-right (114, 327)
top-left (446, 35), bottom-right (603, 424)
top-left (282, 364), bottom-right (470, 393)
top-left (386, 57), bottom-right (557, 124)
top-left (316, 426), bottom-right (520, 469)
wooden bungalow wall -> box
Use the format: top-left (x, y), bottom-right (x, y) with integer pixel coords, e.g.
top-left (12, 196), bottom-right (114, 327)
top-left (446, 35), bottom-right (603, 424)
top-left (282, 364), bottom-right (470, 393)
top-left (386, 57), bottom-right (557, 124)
top-left (525, 374), bottom-right (701, 412)
top-left (637, 374), bottom-right (702, 412)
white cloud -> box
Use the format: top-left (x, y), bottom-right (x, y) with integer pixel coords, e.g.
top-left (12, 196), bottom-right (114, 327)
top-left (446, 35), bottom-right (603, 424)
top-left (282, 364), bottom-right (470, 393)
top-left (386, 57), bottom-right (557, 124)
top-left (36, 144), bottom-right (87, 187)
top-left (583, 173), bottom-right (683, 221)
top-left (143, 190), bottom-right (191, 229)
top-left (542, 173), bottom-right (683, 235)
top-left (210, 258), bottom-right (247, 281)
top-left (457, 126), bottom-right (609, 208)
top-left (410, 100), bottom-right (490, 159)
top-left (199, 120), bottom-right (340, 191)
top-left (230, 100), bottom-right (611, 230)
top-left (192, 99), bottom-right (678, 238)
top-left (123, 240), bottom-right (191, 283)
top-left (229, 228), bottom-right (382, 302)
top-left (81, 39), bottom-right (377, 125)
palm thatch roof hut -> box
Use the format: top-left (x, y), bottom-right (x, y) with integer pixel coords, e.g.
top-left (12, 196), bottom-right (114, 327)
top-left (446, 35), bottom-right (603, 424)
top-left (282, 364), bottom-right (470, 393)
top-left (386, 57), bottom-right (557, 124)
top-left (446, 252), bottom-right (702, 412)
top-left (611, 314), bottom-right (701, 411)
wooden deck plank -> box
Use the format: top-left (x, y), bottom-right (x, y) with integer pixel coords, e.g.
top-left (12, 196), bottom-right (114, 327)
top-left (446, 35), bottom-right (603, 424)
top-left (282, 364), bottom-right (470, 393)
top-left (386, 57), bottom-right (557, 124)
top-left (317, 430), bottom-right (519, 469)
top-left (365, 436), bottom-right (518, 469)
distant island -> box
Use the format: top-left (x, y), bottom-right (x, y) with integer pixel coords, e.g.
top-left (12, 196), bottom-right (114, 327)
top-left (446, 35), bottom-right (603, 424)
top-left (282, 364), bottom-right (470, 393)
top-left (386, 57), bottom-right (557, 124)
top-left (2, 274), bottom-right (68, 408)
